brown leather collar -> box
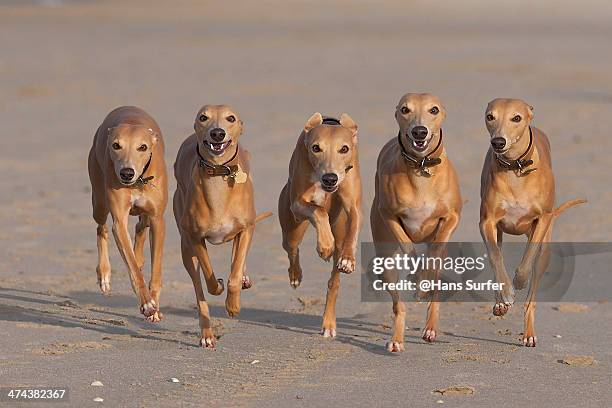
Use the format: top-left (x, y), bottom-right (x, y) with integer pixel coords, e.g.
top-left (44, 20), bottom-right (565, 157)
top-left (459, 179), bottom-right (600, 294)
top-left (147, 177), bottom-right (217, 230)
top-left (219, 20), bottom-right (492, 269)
top-left (135, 153), bottom-right (154, 185)
top-left (397, 129), bottom-right (443, 176)
top-left (495, 127), bottom-right (536, 175)
top-left (196, 143), bottom-right (240, 177)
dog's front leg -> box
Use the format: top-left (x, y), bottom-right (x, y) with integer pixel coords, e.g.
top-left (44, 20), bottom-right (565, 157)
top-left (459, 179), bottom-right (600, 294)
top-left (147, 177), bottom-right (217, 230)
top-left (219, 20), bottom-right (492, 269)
top-left (226, 226), bottom-right (254, 317)
top-left (188, 232), bottom-right (224, 296)
top-left (336, 206), bottom-right (361, 273)
top-left (147, 214), bottom-right (165, 322)
top-left (292, 202), bottom-right (334, 261)
top-left (421, 212), bottom-right (460, 342)
top-left (111, 212), bottom-right (156, 317)
top-left (480, 217), bottom-right (514, 316)
top-left (513, 213), bottom-right (554, 290)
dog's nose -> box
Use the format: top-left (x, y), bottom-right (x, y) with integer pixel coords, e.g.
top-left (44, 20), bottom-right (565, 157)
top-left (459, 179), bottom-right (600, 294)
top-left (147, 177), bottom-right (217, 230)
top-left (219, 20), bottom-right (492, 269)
top-left (119, 168), bottom-right (135, 181)
top-left (491, 137), bottom-right (506, 150)
top-left (209, 128), bottom-right (226, 142)
top-left (411, 126), bottom-right (428, 141)
top-left (321, 173), bottom-right (338, 187)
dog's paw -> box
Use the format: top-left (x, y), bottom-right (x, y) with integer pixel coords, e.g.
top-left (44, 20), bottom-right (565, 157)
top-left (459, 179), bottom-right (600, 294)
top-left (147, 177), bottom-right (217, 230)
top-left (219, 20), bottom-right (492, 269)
top-left (146, 310), bottom-right (163, 323)
top-left (225, 293), bottom-right (241, 318)
top-left (140, 299), bottom-right (158, 318)
top-left (288, 266), bottom-right (302, 289)
top-left (513, 270), bottom-right (528, 290)
top-left (317, 243), bottom-right (334, 262)
top-left (210, 278), bottom-right (225, 296)
top-left (321, 327), bottom-right (337, 338)
top-left (422, 328), bottom-right (437, 343)
top-left (493, 302), bottom-right (512, 316)
top-left (386, 341), bottom-right (405, 353)
top-left (242, 275), bottom-right (253, 289)
top-left (199, 336), bottom-right (216, 349)
top-left (336, 254), bottom-right (355, 274)
top-left (522, 334), bottom-right (537, 347)
top-left (97, 274), bottom-right (111, 296)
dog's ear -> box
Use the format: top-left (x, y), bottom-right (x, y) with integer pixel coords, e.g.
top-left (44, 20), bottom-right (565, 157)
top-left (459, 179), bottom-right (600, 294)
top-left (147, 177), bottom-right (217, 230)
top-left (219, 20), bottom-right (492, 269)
top-left (148, 128), bottom-right (159, 145)
top-left (528, 104), bottom-right (534, 119)
top-left (304, 112), bottom-right (323, 132)
top-left (339, 113), bottom-right (358, 142)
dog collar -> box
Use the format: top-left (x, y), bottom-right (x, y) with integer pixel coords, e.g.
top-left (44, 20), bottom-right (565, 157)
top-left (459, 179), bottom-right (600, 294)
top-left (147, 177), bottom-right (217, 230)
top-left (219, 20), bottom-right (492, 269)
top-left (135, 153), bottom-right (154, 185)
top-left (196, 143), bottom-right (240, 177)
top-left (397, 128), bottom-right (443, 176)
top-left (495, 127), bottom-right (536, 175)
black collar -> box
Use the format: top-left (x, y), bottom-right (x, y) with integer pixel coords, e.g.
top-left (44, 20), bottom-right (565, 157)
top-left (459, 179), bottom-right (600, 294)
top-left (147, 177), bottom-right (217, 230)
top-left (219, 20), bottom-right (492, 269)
top-left (135, 153), bottom-right (154, 185)
top-left (196, 143), bottom-right (240, 177)
top-left (397, 128), bottom-right (443, 175)
top-left (495, 127), bottom-right (536, 175)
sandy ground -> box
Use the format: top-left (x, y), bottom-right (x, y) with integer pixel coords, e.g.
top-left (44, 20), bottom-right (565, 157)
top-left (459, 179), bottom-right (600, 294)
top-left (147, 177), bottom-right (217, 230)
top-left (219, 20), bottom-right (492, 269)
top-left (1, 1), bottom-right (611, 407)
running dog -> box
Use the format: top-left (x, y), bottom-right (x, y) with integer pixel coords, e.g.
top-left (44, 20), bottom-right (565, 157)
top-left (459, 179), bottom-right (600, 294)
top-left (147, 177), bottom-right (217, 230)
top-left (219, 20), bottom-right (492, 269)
top-left (479, 98), bottom-right (585, 347)
top-left (371, 93), bottom-right (462, 352)
top-left (173, 104), bottom-right (270, 348)
top-left (278, 113), bottom-right (362, 338)
top-left (88, 106), bottom-right (167, 322)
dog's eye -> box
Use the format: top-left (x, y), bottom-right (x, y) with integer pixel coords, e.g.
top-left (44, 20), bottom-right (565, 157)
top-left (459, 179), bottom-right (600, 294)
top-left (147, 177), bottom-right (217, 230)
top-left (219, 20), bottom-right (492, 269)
top-left (226, 115), bottom-right (236, 123)
top-left (311, 144), bottom-right (321, 153)
top-left (112, 142), bottom-right (121, 150)
top-left (511, 115), bottom-right (522, 123)
top-left (429, 106), bottom-right (440, 115)
top-left (138, 144), bottom-right (148, 152)
top-left (199, 114), bottom-right (208, 122)
top-left (400, 106), bottom-right (410, 114)
top-left (339, 145), bottom-right (349, 154)
top-left (486, 114), bottom-right (495, 121)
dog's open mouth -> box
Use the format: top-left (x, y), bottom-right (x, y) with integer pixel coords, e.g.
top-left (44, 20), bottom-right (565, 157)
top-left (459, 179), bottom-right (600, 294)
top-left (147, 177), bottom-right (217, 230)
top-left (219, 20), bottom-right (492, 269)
top-left (206, 140), bottom-right (232, 155)
top-left (322, 185), bottom-right (338, 193)
top-left (412, 139), bottom-right (428, 152)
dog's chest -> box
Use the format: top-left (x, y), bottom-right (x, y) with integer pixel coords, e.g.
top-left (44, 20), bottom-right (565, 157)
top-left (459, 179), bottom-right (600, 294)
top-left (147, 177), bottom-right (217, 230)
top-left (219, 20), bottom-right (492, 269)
top-left (399, 203), bottom-right (436, 235)
top-left (205, 222), bottom-right (236, 245)
top-left (129, 190), bottom-right (149, 214)
top-left (500, 200), bottom-right (530, 227)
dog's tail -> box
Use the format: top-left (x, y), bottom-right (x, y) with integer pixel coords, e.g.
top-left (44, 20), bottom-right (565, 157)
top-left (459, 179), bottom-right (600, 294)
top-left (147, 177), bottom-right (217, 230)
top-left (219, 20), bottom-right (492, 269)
top-left (254, 211), bottom-right (273, 224)
top-left (553, 199), bottom-right (587, 217)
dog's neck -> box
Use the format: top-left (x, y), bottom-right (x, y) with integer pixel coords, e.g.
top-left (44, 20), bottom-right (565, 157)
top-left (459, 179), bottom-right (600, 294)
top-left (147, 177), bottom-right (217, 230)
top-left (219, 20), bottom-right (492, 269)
top-left (494, 126), bottom-right (537, 175)
top-left (397, 129), bottom-right (443, 177)
top-left (196, 143), bottom-right (240, 177)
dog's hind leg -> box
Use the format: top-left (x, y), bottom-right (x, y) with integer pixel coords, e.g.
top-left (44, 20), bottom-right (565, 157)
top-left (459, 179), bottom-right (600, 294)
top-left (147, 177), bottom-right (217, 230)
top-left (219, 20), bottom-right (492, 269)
top-left (523, 219), bottom-right (553, 347)
top-left (181, 236), bottom-right (215, 348)
top-left (279, 183), bottom-right (308, 288)
top-left (226, 226), bottom-right (253, 317)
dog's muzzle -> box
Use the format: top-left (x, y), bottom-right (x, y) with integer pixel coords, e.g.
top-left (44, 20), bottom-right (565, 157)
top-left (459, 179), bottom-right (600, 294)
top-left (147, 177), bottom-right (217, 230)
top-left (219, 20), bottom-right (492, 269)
top-left (321, 173), bottom-right (339, 192)
top-left (409, 126), bottom-right (430, 151)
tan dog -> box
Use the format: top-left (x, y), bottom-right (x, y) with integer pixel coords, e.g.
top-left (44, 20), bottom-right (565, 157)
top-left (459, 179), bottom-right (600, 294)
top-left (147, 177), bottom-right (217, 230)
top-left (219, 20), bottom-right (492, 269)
top-left (371, 93), bottom-right (462, 352)
top-left (174, 105), bottom-right (270, 348)
top-left (278, 113), bottom-right (362, 338)
top-left (88, 106), bottom-right (168, 322)
top-left (480, 98), bottom-right (585, 347)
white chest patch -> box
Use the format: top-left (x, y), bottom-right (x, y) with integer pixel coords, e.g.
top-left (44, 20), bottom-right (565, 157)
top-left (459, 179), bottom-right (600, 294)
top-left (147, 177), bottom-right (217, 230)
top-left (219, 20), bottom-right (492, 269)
top-left (206, 223), bottom-right (234, 245)
top-left (400, 203), bottom-right (435, 235)
top-left (501, 201), bottom-right (529, 225)
top-left (130, 190), bottom-right (147, 209)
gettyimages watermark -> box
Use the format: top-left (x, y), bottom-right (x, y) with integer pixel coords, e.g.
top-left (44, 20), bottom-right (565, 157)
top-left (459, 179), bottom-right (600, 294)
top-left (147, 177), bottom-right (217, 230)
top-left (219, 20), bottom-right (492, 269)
top-left (360, 242), bottom-right (612, 302)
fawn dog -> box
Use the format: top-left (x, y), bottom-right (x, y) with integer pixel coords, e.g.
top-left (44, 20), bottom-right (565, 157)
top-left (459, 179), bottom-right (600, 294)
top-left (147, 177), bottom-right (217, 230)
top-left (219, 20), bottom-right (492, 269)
top-left (480, 98), bottom-right (585, 347)
top-left (88, 106), bottom-right (167, 322)
top-left (371, 93), bottom-right (462, 352)
top-left (173, 104), bottom-right (270, 348)
top-left (278, 113), bottom-right (362, 338)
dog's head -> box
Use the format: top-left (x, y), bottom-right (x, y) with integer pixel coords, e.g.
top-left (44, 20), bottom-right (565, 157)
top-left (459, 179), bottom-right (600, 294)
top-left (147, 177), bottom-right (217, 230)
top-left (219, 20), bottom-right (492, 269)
top-left (303, 112), bottom-right (358, 193)
top-left (107, 125), bottom-right (158, 186)
top-left (395, 93), bottom-right (446, 157)
top-left (485, 98), bottom-right (533, 154)
top-left (194, 104), bottom-right (243, 159)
